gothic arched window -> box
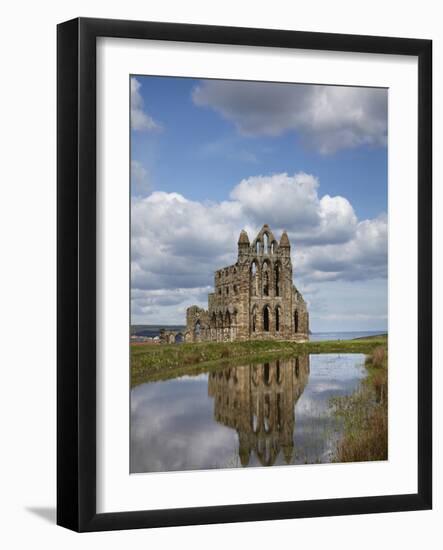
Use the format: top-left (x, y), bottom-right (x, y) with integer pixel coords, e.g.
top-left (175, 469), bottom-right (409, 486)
top-left (276, 360), bottom-right (282, 383)
top-left (275, 306), bottom-right (280, 332)
top-left (263, 306), bottom-right (270, 332)
top-left (225, 310), bottom-right (231, 327)
top-left (275, 262), bottom-right (281, 296)
top-left (250, 261), bottom-right (258, 296)
top-left (262, 262), bottom-right (270, 296)
top-left (263, 233), bottom-right (269, 254)
top-left (251, 306), bottom-right (257, 332)
top-left (294, 310), bottom-right (299, 333)
top-left (264, 363), bottom-right (270, 385)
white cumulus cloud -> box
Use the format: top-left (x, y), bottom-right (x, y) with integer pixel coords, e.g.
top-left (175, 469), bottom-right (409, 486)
top-left (192, 80), bottom-right (387, 154)
top-left (295, 213), bottom-right (387, 282)
top-left (131, 77), bottom-right (161, 132)
top-left (230, 172), bottom-right (358, 244)
top-left (131, 191), bottom-right (242, 292)
top-left (131, 171), bottom-right (386, 324)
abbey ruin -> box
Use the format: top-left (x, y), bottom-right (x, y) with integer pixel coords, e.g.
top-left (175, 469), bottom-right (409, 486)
top-left (208, 357), bottom-right (310, 466)
top-left (161, 224), bottom-right (309, 344)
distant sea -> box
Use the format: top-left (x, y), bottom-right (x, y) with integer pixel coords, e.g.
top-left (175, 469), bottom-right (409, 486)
top-left (310, 330), bottom-right (387, 342)
top-left (131, 325), bottom-right (386, 341)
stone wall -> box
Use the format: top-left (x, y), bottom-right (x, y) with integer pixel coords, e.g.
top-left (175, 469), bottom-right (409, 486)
top-left (208, 356), bottom-right (310, 465)
top-left (163, 224), bottom-right (309, 343)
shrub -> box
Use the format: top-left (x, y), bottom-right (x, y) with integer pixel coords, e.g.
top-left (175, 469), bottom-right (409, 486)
top-left (333, 344), bottom-right (388, 463)
top-left (366, 346), bottom-right (386, 368)
top-left (372, 346), bottom-right (386, 367)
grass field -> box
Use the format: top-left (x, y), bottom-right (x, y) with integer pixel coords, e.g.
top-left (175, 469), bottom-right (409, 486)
top-left (331, 344), bottom-right (388, 462)
top-left (131, 335), bottom-right (388, 387)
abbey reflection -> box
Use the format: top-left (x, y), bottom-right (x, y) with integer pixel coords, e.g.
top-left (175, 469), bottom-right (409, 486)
top-left (207, 357), bottom-right (310, 467)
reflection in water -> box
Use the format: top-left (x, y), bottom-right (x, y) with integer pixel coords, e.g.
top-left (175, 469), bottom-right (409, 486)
top-left (130, 353), bottom-right (366, 473)
top-left (208, 357), bottom-right (309, 466)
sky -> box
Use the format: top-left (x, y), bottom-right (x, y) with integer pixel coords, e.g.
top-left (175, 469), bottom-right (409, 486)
top-left (130, 75), bottom-right (388, 332)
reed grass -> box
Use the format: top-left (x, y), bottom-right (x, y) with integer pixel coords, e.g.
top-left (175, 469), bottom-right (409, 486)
top-left (331, 345), bottom-right (388, 462)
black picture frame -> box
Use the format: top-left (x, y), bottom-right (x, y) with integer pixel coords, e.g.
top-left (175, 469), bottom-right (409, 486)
top-left (57, 17), bottom-right (432, 532)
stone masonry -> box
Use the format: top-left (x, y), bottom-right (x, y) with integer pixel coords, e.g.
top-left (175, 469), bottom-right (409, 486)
top-left (208, 356), bottom-right (310, 466)
top-left (161, 224), bottom-right (309, 343)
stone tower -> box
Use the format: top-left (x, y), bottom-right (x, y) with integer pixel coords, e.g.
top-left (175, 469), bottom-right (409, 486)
top-left (207, 356), bottom-right (310, 466)
top-left (170, 224), bottom-right (309, 343)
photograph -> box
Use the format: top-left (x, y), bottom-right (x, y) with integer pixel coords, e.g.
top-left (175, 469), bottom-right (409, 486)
top-left (0, 0), bottom-right (436, 542)
top-left (129, 75), bottom-right (388, 473)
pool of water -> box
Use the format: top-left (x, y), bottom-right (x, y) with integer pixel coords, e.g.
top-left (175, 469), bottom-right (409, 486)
top-left (130, 353), bottom-right (367, 473)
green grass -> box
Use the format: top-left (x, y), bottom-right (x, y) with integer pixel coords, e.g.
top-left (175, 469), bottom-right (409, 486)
top-left (131, 335), bottom-right (387, 387)
top-left (330, 344), bottom-right (388, 463)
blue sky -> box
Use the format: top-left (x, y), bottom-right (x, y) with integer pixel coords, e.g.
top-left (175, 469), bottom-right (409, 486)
top-left (130, 75), bottom-right (388, 332)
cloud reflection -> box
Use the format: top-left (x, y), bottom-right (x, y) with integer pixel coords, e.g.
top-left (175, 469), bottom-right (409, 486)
top-left (130, 354), bottom-right (366, 473)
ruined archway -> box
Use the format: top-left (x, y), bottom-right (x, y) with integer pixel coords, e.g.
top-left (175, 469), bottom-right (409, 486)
top-left (224, 310), bottom-right (232, 341)
top-left (210, 312), bottom-right (217, 341)
top-left (276, 360), bottom-right (282, 384)
top-left (250, 260), bottom-right (259, 296)
top-left (271, 240), bottom-right (278, 255)
top-left (274, 261), bottom-right (281, 296)
top-left (263, 233), bottom-right (269, 254)
top-left (217, 311), bottom-right (224, 342)
top-left (251, 305), bottom-right (257, 333)
top-left (275, 306), bottom-right (280, 332)
top-left (263, 305), bottom-right (270, 332)
top-left (263, 363), bottom-right (271, 385)
top-left (225, 310), bottom-right (231, 327)
top-left (262, 261), bottom-right (270, 296)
